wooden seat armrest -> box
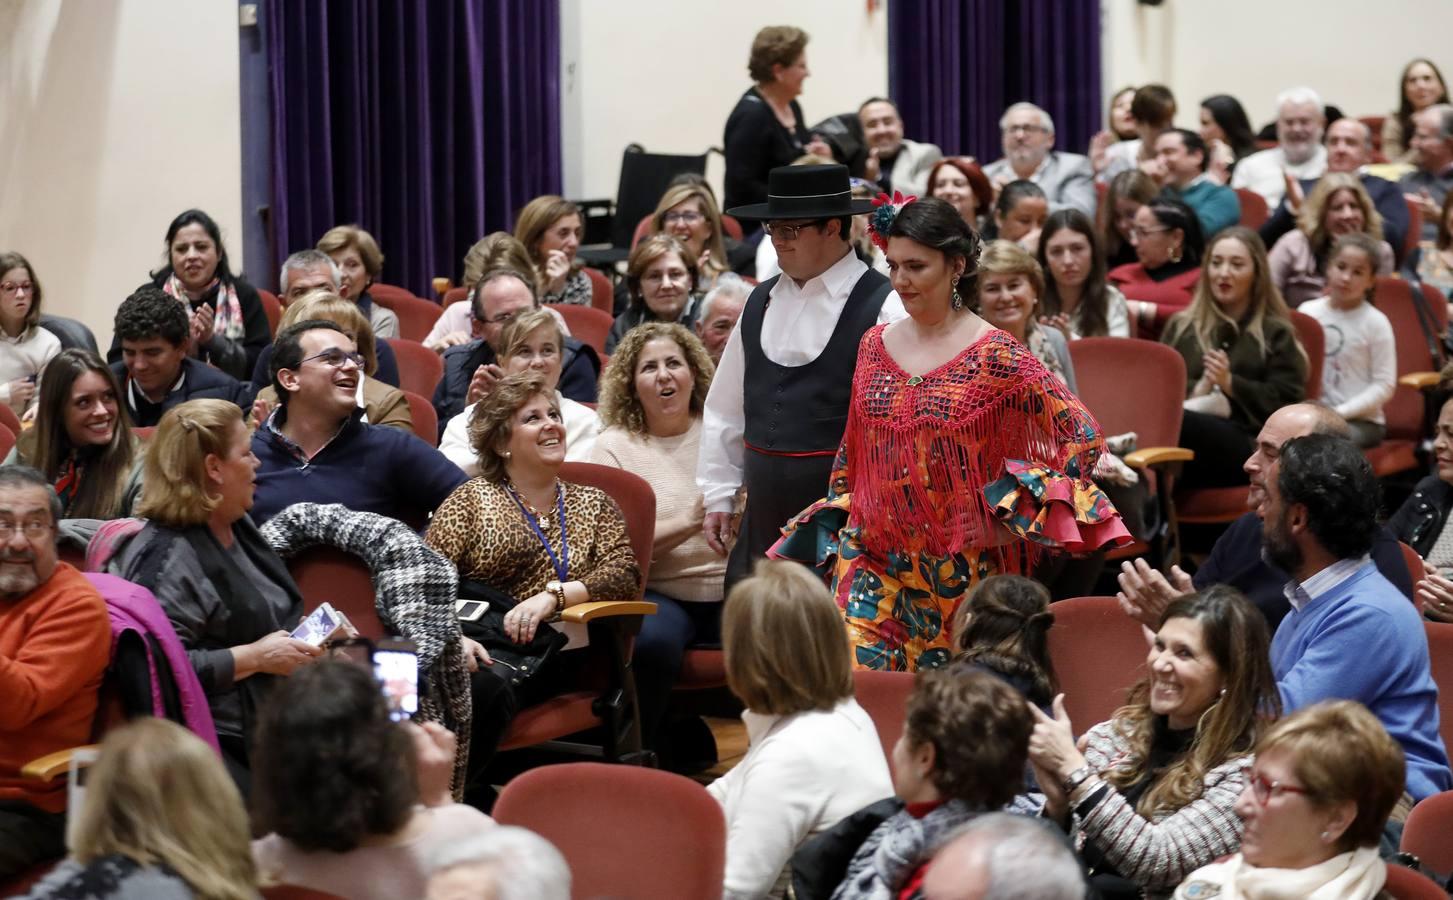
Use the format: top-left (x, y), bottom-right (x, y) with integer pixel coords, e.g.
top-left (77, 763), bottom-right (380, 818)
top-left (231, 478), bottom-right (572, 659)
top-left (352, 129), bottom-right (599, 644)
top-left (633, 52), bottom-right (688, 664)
top-left (561, 600), bottom-right (657, 624)
top-left (1123, 447), bottom-right (1195, 469)
top-left (21, 745), bottom-right (100, 783)
top-left (431, 276), bottom-right (452, 300)
top-left (1399, 371), bottom-right (1442, 390)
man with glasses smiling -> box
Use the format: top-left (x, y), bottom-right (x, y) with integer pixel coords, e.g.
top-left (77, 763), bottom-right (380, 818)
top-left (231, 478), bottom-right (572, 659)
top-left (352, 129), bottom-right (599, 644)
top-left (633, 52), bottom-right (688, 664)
top-left (982, 102), bottom-right (1096, 216)
top-left (0, 466), bottom-right (110, 879)
top-left (701, 164), bottom-right (902, 586)
top-left (251, 320), bottom-right (465, 525)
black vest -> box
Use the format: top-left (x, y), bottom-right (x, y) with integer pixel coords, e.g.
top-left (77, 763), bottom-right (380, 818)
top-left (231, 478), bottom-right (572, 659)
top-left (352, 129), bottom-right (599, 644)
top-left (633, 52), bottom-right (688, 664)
top-left (741, 267), bottom-right (892, 454)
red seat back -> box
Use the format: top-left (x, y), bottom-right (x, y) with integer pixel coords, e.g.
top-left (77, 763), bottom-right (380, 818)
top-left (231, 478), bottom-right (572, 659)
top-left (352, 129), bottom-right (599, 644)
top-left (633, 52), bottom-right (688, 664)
top-left (584, 268), bottom-right (614, 314)
top-left (1067, 338), bottom-right (1186, 450)
top-left (258, 289), bottom-right (283, 337)
top-left (384, 337), bottom-right (445, 398)
top-left (1425, 621), bottom-right (1453, 759)
top-left (286, 545), bottom-right (383, 639)
top-left (371, 284), bottom-right (444, 342)
top-left (400, 389), bottom-right (438, 447)
top-left (1289, 310), bottom-right (1324, 400)
top-left (494, 762), bottom-right (725, 900)
top-left (443, 286), bottom-right (469, 307)
top-left (1401, 541), bottom-right (1426, 590)
top-left (0, 423), bottom-right (14, 461)
top-left (1374, 276), bottom-right (1449, 442)
top-left (558, 461), bottom-right (654, 591)
top-left (1383, 864), bottom-right (1447, 900)
top-left (851, 669), bottom-right (915, 772)
top-left (549, 303), bottom-right (615, 357)
top-left (1360, 115), bottom-right (1387, 152)
top-left (0, 400), bottom-right (22, 436)
top-left (1403, 198), bottom-right (1424, 264)
top-left (1402, 790), bottom-right (1453, 876)
top-left (1234, 189), bottom-right (1269, 229)
top-left (1046, 596), bottom-right (1148, 731)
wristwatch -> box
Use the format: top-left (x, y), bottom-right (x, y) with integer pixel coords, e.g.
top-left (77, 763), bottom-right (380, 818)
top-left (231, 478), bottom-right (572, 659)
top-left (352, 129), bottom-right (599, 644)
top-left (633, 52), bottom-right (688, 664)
top-left (546, 581), bottom-right (567, 621)
top-left (1062, 766), bottom-right (1095, 795)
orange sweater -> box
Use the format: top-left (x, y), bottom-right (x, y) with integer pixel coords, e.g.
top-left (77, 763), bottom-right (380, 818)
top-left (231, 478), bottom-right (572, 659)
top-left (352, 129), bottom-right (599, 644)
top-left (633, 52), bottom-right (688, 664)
top-left (0, 562), bottom-right (109, 812)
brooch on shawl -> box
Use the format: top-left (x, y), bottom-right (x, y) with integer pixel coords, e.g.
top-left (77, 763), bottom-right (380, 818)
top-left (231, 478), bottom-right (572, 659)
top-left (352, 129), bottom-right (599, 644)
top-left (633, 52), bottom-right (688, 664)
top-left (868, 191), bottom-right (916, 250)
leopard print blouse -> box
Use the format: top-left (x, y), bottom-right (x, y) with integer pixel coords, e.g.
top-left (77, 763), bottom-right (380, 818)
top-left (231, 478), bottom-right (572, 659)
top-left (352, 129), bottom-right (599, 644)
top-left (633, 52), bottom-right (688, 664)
top-left (425, 477), bottom-right (640, 603)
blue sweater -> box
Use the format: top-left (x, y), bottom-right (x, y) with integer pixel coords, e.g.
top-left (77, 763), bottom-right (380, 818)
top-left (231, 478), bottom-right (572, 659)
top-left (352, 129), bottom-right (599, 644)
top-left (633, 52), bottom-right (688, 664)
top-left (250, 409), bottom-right (467, 527)
top-left (1271, 562), bottom-right (1450, 801)
top-left (1178, 179), bottom-right (1241, 240)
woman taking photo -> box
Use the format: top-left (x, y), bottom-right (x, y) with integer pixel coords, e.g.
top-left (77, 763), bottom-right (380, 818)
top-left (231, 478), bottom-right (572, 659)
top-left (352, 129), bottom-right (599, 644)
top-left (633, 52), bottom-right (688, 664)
top-left (707, 559), bottom-right (893, 900)
top-left (1037, 210), bottom-right (1132, 339)
top-left (606, 234), bottom-right (703, 354)
top-left (252, 661), bottom-right (492, 899)
top-left (1162, 227), bottom-right (1306, 489)
top-left (1267, 173), bottom-right (1394, 306)
top-left (11, 349), bottom-right (141, 519)
top-left (723, 26), bottom-right (834, 214)
top-left (1173, 701), bottom-right (1405, 900)
top-left (120, 209), bottom-right (270, 380)
top-left (773, 197), bottom-right (1127, 672)
top-left (1383, 58), bottom-right (1450, 162)
top-left (514, 196), bottom-right (590, 306)
top-left (975, 240), bottom-right (1077, 390)
top-left (108, 399), bottom-right (322, 788)
top-left (425, 372), bottom-right (640, 808)
top-left (925, 157), bottom-right (994, 231)
top-left (19, 718), bottom-right (256, 900)
top-left (317, 224), bottom-right (400, 339)
top-left (1028, 586), bottom-right (1280, 900)
top-left (593, 322), bottom-right (723, 756)
top-left (1198, 95), bottom-right (1257, 185)
top-left (0, 252), bottom-right (59, 417)
top-left (440, 308), bottom-right (599, 474)
top-left (1110, 196), bottom-right (1207, 336)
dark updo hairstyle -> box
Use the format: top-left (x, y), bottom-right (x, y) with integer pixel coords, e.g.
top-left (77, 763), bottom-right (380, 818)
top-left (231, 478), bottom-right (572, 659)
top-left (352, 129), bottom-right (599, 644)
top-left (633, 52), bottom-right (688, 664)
top-left (252, 660), bottom-right (418, 853)
top-left (950, 575), bottom-right (1058, 707)
top-left (885, 197), bottom-right (983, 299)
top-left (151, 209), bottom-right (236, 286)
top-left (1200, 94), bottom-right (1257, 161)
top-left (1146, 194), bottom-right (1206, 267)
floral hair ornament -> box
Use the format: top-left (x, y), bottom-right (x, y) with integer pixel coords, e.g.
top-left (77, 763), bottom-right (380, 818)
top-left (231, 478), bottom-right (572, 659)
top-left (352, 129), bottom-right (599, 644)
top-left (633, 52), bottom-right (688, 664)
top-left (868, 191), bottom-right (916, 251)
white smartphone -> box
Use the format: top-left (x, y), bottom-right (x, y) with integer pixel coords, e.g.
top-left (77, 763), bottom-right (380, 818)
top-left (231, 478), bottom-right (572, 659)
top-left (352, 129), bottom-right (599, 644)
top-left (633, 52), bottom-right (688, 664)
top-left (291, 602), bottom-right (344, 647)
top-left (456, 598), bottom-right (489, 622)
top-left (374, 638), bottom-right (419, 722)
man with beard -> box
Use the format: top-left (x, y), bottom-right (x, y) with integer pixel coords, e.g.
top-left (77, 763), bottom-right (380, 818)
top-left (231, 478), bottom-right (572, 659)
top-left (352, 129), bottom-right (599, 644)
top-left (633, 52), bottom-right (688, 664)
top-left (0, 466), bottom-right (109, 878)
top-left (1117, 403), bottom-right (1412, 632)
top-left (983, 103), bottom-right (1096, 217)
top-left (1231, 86), bottom-right (1328, 209)
top-left (857, 97), bottom-right (942, 199)
top-left (1259, 433), bottom-right (1449, 805)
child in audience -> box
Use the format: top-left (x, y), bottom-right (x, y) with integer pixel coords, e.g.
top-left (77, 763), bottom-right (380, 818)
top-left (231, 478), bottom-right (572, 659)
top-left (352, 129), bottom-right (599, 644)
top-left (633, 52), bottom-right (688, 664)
top-left (708, 559), bottom-right (893, 900)
top-left (0, 252), bottom-right (60, 419)
top-left (1298, 233), bottom-right (1397, 448)
top-left (950, 575), bottom-right (1057, 710)
top-left (988, 180), bottom-right (1049, 250)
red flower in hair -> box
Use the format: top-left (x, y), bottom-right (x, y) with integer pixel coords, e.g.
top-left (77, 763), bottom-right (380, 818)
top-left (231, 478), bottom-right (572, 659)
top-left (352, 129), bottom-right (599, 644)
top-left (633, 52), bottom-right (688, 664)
top-left (868, 191), bottom-right (916, 250)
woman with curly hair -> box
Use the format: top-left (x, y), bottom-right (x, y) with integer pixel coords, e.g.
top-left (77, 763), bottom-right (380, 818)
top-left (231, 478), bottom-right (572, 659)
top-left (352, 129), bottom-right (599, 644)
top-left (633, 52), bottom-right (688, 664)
top-left (251, 661), bottom-right (492, 899)
top-left (1267, 173), bottom-right (1394, 306)
top-left (592, 321), bottom-right (722, 757)
top-left (1027, 586), bottom-right (1281, 899)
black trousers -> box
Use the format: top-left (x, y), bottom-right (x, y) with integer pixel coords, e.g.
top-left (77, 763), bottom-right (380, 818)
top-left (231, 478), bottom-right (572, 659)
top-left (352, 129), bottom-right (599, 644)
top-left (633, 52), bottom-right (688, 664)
top-left (0, 800), bottom-right (66, 880)
top-left (726, 448), bottom-right (836, 590)
top-left (1178, 410), bottom-right (1255, 489)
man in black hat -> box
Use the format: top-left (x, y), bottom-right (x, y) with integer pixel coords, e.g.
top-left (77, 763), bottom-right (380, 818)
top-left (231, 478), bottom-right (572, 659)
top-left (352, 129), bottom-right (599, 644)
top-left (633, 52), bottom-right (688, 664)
top-left (697, 163), bottom-right (904, 586)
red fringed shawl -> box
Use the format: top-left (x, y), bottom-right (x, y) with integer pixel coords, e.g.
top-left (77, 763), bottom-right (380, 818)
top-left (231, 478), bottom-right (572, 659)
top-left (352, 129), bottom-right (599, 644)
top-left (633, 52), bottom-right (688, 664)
top-left (845, 326), bottom-right (1107, 558)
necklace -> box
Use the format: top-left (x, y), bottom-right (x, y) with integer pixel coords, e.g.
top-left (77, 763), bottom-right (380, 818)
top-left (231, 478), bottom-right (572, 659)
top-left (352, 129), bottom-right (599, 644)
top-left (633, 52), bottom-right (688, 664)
top-left (505, 480), bottom-right (570, 581)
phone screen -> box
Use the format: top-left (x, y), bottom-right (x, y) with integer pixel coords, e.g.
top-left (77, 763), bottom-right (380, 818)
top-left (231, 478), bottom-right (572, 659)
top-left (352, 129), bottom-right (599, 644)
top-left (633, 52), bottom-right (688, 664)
top-left (373, 646), bottom-right (419, 722)
top-left (290, 604), bottom-right (338, 647)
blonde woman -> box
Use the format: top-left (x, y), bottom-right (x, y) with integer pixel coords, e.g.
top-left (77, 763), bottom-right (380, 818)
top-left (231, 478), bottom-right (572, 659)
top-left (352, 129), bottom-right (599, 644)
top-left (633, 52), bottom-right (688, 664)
top-left (650, 182), bottom-right (732, 289)
top-left (317, 224), bottom-right (399, 338)
top-left (1267, 174), bottom-right (1394, 306)
top-left (251, 292), bottom-right (411, 432)
top-left (1161, 227), bottom-right (1306, 489)
top-left (514, 196), bottom-right (589, 305)
top-left (20, 718), bottom-right (256, 900)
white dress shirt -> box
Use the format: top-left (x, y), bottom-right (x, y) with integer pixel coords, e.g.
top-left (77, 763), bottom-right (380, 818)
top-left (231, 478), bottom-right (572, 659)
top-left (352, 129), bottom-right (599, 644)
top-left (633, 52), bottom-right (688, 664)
top-left (696, 248), bottom-right (906, 513)
top-left (438, 391), bottom-right (598, 476)
top-left (1231, 145), bottom-right (1329, 209)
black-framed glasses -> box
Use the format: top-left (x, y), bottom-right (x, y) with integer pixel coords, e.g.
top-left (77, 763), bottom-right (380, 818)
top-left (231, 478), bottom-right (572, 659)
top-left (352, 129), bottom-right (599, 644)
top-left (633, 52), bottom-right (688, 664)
top-left (1248, 771), bottom-right (1312, 805)
top-left (763, 221), bottom-right (821, 241)
top-left (299, 348), bottom-right (365, 369)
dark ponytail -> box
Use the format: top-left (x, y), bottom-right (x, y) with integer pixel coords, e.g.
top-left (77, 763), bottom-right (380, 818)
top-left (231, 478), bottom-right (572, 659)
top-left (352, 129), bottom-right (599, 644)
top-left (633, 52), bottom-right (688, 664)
top-left (951, 575), bottom-right (1059, 707)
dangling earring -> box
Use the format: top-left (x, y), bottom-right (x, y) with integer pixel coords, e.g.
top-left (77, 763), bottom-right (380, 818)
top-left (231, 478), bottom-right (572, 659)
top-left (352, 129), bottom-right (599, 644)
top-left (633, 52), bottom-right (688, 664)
top-left (951, 275), bottom-right (963, 310)
top-left (1168, 243), bottom-right (1184, 264)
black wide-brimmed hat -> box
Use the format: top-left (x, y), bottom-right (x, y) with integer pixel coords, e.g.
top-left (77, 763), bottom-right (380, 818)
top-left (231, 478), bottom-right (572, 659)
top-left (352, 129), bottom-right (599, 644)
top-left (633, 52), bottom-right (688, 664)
top-left (726, 163), bottom-right (875, 220)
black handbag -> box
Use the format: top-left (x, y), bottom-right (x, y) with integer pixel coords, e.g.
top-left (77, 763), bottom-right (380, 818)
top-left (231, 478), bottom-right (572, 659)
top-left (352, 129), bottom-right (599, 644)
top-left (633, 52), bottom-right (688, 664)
top-left (456, 578), bottom-right (569, 686)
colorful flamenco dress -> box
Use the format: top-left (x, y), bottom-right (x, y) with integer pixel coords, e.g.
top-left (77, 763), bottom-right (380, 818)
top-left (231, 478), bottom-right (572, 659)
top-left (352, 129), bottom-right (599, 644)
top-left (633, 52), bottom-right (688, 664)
top-left (771, 326), bottom-right (1130, 671)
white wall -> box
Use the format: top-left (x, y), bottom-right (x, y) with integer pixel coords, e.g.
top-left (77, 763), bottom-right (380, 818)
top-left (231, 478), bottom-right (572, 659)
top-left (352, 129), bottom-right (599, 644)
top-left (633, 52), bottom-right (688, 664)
top-left (0, 0), bottom-right (243, 350)
top-left (1103, 0), bottom-right (1453, 133)
top-left (559, 0), bottom-right (889, 203)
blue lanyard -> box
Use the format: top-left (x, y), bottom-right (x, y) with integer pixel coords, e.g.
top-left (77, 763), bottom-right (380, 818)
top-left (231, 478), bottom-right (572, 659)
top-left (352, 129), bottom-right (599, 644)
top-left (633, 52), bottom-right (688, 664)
top-left (506, 482), bottom-right (570, 582)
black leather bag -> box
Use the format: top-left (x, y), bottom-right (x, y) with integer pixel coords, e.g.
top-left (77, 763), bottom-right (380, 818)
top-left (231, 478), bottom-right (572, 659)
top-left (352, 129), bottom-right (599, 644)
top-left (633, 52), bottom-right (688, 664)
top-left (457, 578), bottom-right (569, 686)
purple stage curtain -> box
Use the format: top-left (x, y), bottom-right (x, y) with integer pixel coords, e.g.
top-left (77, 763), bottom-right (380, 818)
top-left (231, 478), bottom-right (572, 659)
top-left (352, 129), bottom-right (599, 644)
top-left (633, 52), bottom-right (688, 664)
top-left (264, 0), bottom-right (560, 296)
top-left (888, 0), bottom-right (1102, 165)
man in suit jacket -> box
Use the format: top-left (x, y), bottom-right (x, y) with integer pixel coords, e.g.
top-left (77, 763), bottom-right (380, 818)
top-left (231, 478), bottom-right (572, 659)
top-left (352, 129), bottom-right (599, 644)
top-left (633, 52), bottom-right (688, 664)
top-left (858, 97), bottom-right (942, 199)
top-left (982, 102), bottom-right (1096, 217)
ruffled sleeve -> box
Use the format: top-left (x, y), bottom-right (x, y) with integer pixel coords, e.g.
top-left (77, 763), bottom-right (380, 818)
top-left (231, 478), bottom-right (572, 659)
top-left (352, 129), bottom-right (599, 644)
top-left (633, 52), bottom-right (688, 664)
top-left (767, 440), bottom-right (852, 578)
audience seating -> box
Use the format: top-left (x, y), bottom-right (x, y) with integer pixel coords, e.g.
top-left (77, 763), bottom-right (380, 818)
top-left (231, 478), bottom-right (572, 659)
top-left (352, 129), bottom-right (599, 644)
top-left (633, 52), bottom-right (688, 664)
top-left (494, 762), bottom-right (726, 900)
top-left (1400, 541), bottom-right (1426, 589)
top-left (0, 399), bottom-right (23, 437)
top-left (259, 288), bottom-right (282, 336)
top-left (0, 422), bottom-right (15, 461)
top-left (1425, 621), bottom-right (1453, 757)
top-left (1402, 199), bottom-right (1423, 265)
top-left (1233, 188), bottom-right (1269, 229)
top-left (496, 462), bottom-right (657, 763)
top-left (1401, 790), bottom-right (1453, 877)
top-left (370, 284), bottom-right (444, 342)
top-left (1360, 115), bottom-right (1386, 152)
top-left (40, 314), bottom-right (100, 354)
top-left (585, 267), bottom-right (614, 314)
top-left (400, 389), bottom-right (439, 447)
top-left (851, 669), bottom-right (914, 772)
top-left (548, 303), bottom-right (614, 357)
top-left (1368, 276), bottom-right (1449, 477)
top-left (260, 887), bottom-right (348, 900)
top-left (1068, 337), bottom-right (1192, 569)
top-left (443, 285), bottom-right (469, 307)
top-left (1046, 596), bottom-right (1148, 731)
top-left (430, 276), bottom-right (451, 301)
top-left (383, 337), bottom-right (444, 398)
top-left (1383, 864), bottom-right (1447, 900)
top-left (1289, 310), bottom-right (1325, 401)
top-left (287, 546), bottom-right (383, 639)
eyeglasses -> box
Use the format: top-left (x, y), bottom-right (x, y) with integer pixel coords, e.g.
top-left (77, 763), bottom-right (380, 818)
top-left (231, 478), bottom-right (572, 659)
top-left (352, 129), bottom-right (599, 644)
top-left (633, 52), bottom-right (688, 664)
top-left (0, 281), bottom-right (34, 295)
top-left (0, 520), bottom-right (51, 540)
top-left (1248, 771), bottom-right (1312, 805)
top-left (763, 221), bottom-right (821, 241)
top-left (1128, 226), bottom-right (1171, 241)
top-left (1005, 124), bottom-right (1047, 135)
top-left (476, 309), bottom-right (520, 326)
top-left (663, 211), bottom-right (704, 225)
top-left (298, 348), bottom-right (365, 369)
